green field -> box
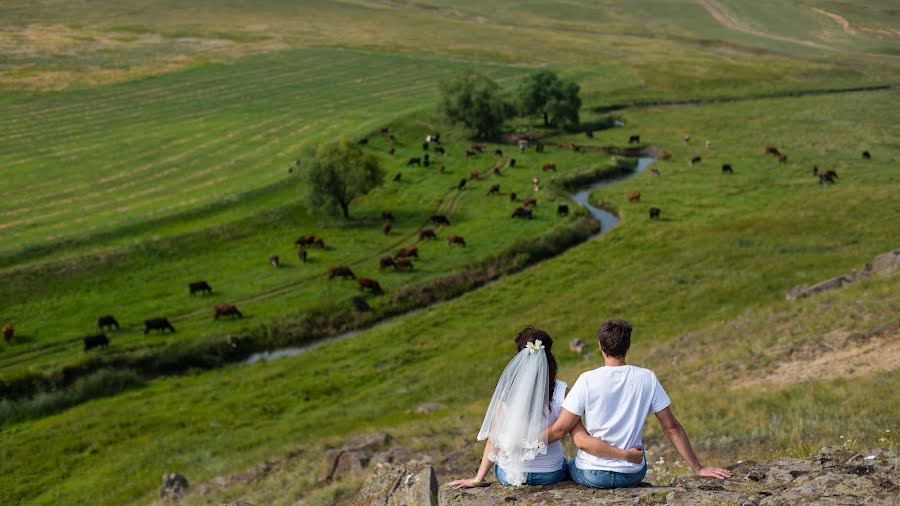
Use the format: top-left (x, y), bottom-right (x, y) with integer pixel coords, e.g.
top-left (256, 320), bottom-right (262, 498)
top-left (1, 1), bottom-right (899, 505)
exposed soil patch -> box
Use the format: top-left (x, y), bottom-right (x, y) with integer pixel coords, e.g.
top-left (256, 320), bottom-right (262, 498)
top-left (811, 7), bottom-right (856, 36)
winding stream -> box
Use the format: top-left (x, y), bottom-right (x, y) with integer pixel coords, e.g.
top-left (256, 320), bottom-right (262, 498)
top-left (243, 156), bottom-right (656, 365)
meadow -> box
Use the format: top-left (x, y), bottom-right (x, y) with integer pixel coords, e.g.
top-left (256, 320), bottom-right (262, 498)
top-left (1, 1), bottom-right (899, 505)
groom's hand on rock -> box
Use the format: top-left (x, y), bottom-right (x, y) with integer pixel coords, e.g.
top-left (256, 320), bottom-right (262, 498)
top-left (696, 466), bottom-right (732, 480)
top-left (624, 446), bottom-right (644, 464)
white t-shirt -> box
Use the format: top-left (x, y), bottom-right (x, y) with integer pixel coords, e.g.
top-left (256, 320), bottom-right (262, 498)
top-left (522, 379), bottom-right (567, 473)
top-left (561, 365), bottom-right (670, 473)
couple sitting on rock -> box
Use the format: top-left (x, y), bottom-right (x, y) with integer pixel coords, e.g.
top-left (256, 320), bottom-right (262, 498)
top-left (450, 319), bottom-right (731, 488)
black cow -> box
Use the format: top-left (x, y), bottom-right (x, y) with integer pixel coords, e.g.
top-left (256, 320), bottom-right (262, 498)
top-left (458, 178), bottom-right (467, 191)
top-left (862, 150), bottom-right (871, 159)
top-left (381, 211), bottom-right (395, 222)
top-left (535, 142), bottom-right (544, 153)
top-left (512, 207), bottom-right (533, 219)
top-left (722, 164), bottom-right (733, 174)
top-left (508, 158), bottom-right (516, 168)
top-left (649, 207), bottom-right (661, 220)
top-left (97, 315), bottom-right (119, 331)
top-left (557, 205), bottom-right (569, 216)
top-left (189, 281), bottom-right (212, 296)
top-left (430, 214), bottom-right (450, 226)
top-left (435, 146), bottom-right (445, 155)
top-left (352, 296), bottom-right (371, 312)
top-left (144, 318), bottom-right (176, 334)
top-left (628, 135), bottom-right (640, 144)
top-left (83, 334), bottom-right (109, 352)
top-left (298, 249), bottom-right (307, 263)
top-left (422, 142), bottom-right (430, 151)
top-left (407, 157), bottom-right (422, 166)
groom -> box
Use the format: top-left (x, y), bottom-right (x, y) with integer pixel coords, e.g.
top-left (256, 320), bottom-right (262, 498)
top-left (546, 318), bottom-right (732, 488)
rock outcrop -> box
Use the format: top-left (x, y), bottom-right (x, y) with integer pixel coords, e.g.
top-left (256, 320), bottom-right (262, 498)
top-left (786, 248), bottom-right (899, 300)
top-left (353, 460), bottom-right (439, 506)
top-left (438, 446), bottom-right (897, 505)
top-left (319, 432), bottom-right (391, 482)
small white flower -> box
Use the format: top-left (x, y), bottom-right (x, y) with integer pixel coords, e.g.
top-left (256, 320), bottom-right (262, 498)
top-left (526, 340), bottom-right (545, 354)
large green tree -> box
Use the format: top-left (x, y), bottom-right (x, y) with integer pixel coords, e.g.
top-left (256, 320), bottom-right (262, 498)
top-left (517, 71), bottom-right (581, 128)
top-left (439, 70), bottom-right (513, 140)
top-left (300, 138), bottom-right (384, 219)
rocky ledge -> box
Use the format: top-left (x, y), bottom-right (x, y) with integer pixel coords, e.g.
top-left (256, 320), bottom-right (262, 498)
top-left (436, 446), bottom-right (897, 506)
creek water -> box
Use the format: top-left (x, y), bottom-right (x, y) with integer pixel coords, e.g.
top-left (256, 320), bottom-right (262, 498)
top-left (243, 156), bottom-right (656, 365)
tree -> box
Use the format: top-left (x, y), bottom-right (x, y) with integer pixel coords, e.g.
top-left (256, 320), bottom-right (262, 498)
top-left (517, 71), bottom-right (581, 128)
top-left (300, 138), bottom-right (384, 219)
top-left (439, 70), bottom-right (514, 140)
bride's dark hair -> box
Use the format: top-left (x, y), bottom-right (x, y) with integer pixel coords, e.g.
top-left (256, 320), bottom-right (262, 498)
top-left (514, 326), bottom-right (557, 408)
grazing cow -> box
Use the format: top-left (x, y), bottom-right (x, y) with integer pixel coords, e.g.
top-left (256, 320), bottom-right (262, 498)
top-left (423, 154), bottom-right (430, 167)
top-left (430, 214), bottom-right (451, 226)
top-left (2, 324), bottom-right (13, 344)
top-left (97, 315), bottom-right (120, 331)
top-left (651, 168), bottom-right (661, 176)
top-left (535, 142), bottom-right (544, 153)
top-left (447, 234), bottom-right (466, 247)
top-left (422, 142), bottom-right (430, 151)
top-left (352, 296), bottom-right (371, 312)
top-left (395, 246), bottom-right (418, 259)
top-left (189, 281), bottom-right (212, 296)
top-left (435, 146), bottom-right (445, 155)
top-left (299, 249), bottom-right (307, 263)
top-left (389, 133), bottom-right (396, 142)
top-left (388, 147), bottom-right (395, 155)
top-left (649, 207), bottom-right (661, 220)
top-left (329, 266), bottom-right (356, 279)
top-left (419, 229), bottom-right (437, 240)
top-left (394, 257), bottom-right (413, 270)
top-left (518, 139), bottom-right (529, 152)
top-left (765, 146), bottom-right (781, 156)
top-left (508, 158), bottom-right (516, 168)
top-left (407, 157), bottom-right (421, 166)
top-left (628, 135), bottom-right (640, 144)
top-left (470, 170), bottom-right (480, 180)
top-left (144, 318), bottom-right (175, 334)
top-left (494, 149), bottom-right (503, 157)
top-left (439, 164), bottom-right (446, 174)
top-left (683, 135), bottom-right (691, 145)
top-left (269, 255), bottom-right (280, 268)
top-left (312, 237), bottom-right (325, 248)
top-left (359, 277), bottom-right (384, 295)
top-left (660, 151), bottom-right (672, 161)
top-left (382, 211), bottom-right (395, 222)
top-left (379, 257), bottom-right (396, 270)
top-left (522, 197), bottom-right (537, 207)
top-left (819, 170), bottom-right (838, 185)
top-left (458, 178), bottom-right (467, 190)
top-left (722, 164), bottom-right (734, 174)
top-left (812, 165), bottom-right (819, 176)
top-left (542, 163), bottom-right (556, 172)
top-left (487, 184), bottom-right (500, 196)
top-left (393, 172), bottom-right (402, 182)
top-left (509, 192), bottom-right (517, 202)
top-left (778, 154), bottom-right (788, 164)
top-left (690, 155), bottom-right (702, 166)
top-left (357, 138), bottom-right (368, 145)
top-left (557, 204), bottom-right (569, 216)
top-left (492, 166), bottom-right (502, 176)
top-left (83, 334), bottom-right (109, 351)
top-left (465, 149), bottom-right (477, 158)
top-left (558, 142), bottom-right (576, 150)
top-left (512, 207), bottom-right (533, 219)
top-left (214, 304), bottom-right (243, 320)
top-left (471, 143), bottom-right (486, 152)
top-left (380, 127), bottom-right (389, 134)
top-left (294, 235), bottom-right (316, 247)
top-left (862, 150), bottom-right (871, 159)
top-left (628, 191), bottom-right (641, 202)
top-left (382, 222), bottom-right (392, 235)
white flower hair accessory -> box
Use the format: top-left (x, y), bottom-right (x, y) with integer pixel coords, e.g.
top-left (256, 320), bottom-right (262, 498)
top-left (525, 339), bottom-right (544, 354)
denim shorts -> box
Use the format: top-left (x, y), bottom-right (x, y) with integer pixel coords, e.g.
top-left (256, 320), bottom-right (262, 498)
top-left (494, 460), bottom-right (568, 486)
top-left (567, 458), bottom-right (647, 489)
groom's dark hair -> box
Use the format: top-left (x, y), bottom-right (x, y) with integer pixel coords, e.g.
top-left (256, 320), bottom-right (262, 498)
top-left (598, 319), bottom-right (632, 358)
top-left (515, 326), bottom-right (557, 408)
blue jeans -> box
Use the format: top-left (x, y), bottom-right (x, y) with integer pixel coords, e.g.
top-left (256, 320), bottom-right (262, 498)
top-left (494, 461), bottom-right (568, 486)
top-left (567, 458), bottom-right (647, 489)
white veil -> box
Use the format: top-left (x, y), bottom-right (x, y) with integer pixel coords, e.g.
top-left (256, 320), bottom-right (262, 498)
top-left (477, 340), bottom-right (550, 486)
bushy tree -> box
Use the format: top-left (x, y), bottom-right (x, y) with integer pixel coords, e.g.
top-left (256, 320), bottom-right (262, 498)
top-left (300, 139), bottom-right (384, 219)
top-left (439, 70), bottom-right (513, 140)
top-left (517, 71), bottom-right (581, 128)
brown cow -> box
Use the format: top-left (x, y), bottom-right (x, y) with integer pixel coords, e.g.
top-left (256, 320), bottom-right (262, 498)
top-left (522, 197), bottom-right (537, 207)
top-left (765, 146), bottom-right (781, 156)
top-left (509, 192), bottom-right (517, 202)
top-left (492, 166), bottom-right (502, 176)
top-left (393, 172), bottom-right (402, 182)
top-left (294, 235), bottom-right (316, 247)
top-left (689, 156), bottom-right (702, 166)
top-left (470, 170), bottom-right (480, 180)
top-left (359, 277), bottom-right (384, 295)
top-left (683, 135), bottom-right (691, 145)
top-left (388, 147), bottom-right (395, 155)
top-left (447, 234), bottom-right (466, 247)
top-left (558, 142), bottom-right (577, 150)
top-left (382, 222), bottom-right (392, 235)
top-left (214, 304), bottom-right (243, 320)
top-left (2, 324), bottom-right (13, 344)
top-left (778, 153), bottom-right (788, 163)
top-left (379, 257), bottom-right (395, 270)
top-left (471, 143), bottom-right (486, 152)
top-left (651, 168), bottom-right (661, 176)
top-left (389, 134), bottom-right (396, 142)
top-left (487, 184), bottom-right (500, 196)
top-left (329, 266), bottom-right (356, 279)
top-left (512, 207), bottom-right (533, 219)
top-left (465, 149), bottom-right (477, 158)
top-left (419, 229), bottom-right (437, 240)
top-left (395, 246), bottom-right (418, 259)
top-left (269, 255), bottom-right (280, 268)
top-left (394, 257), bottom-right (413, 270)
top-left (439, 164), bottom-right (445, 173)
top-left (542, 163), bottom-right (556, 172)
top-left (628, 191), bottom-right (641, 202)
top-left (313, 237), bottom-right (325, 248)
top-left (660, 151), bottom-right (672, 161)
top-left (380, 127), bottom-right (389, 134)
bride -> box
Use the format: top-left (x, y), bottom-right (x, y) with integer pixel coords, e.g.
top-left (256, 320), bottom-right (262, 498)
top-left (450, 326), bottom-right (643, 487)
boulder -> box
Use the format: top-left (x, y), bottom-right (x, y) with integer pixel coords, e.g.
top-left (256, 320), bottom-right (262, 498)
top-left (569, 338), bottom-right (587, 353)
top-left (158, 472), bottom-right (189, 501)
top-left (353, 460), bottom-right (439, 506)
top-left (417, 403), bottom-right (448, 414)
top-left (319, 432), bottom-right (391, 482)
top-left (870, 249), bottom-right (900, 275)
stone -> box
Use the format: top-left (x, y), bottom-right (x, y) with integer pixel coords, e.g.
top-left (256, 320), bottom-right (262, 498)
top-left (373, 446), bottom-right (433, 466)
top-left (353, 460), bottom-right (439, 506)
top-left (319, 432), bottom-right (392, 482)
top-left (569, 338), bottom-right (587, 353)
top-left (158, 472), bottom-right (189, 501)
top-left (786, 248), bottom-right (900, 301)
top-left (417, 403), bottom-right (448, 414)
top-left (219, 502), bottom-right (255, 506)
top-left (870, 249), bottom-right (900, 275)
